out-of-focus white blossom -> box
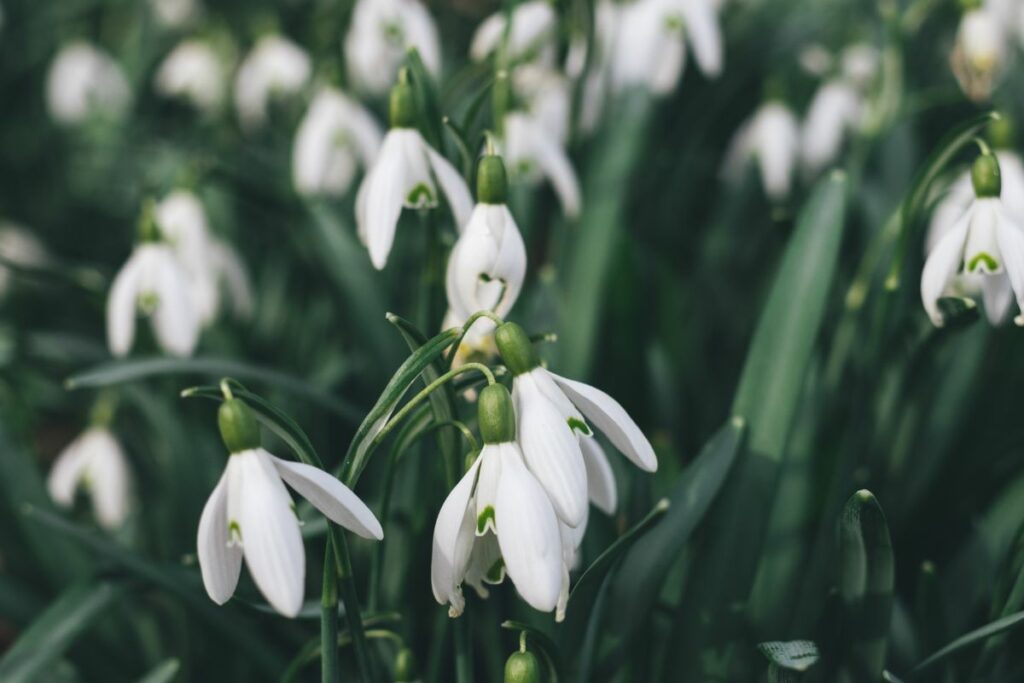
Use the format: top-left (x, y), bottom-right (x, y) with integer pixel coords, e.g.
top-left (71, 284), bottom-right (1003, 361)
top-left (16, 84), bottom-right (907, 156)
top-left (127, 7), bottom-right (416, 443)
top-left (233, 35), bottom-right (311, 131)
top-left (723, 101), bottom-right (801, 201)
top-left (345, 0), bottom-right (440, 96)
top-left (470, 1), bottom-right (558, 65)
top-left (46, 42), bottom-right (132, 125)
top-left (513, 64), bottom-right (572, 145)
top-left (149, 0), bottom-right (198, 28)
top-left (48, 427), bottom-right (132, 530)
top-left (951, 8), bottom-right (1006, 102)
top-left (501, 112), bottom-right (581, 218)
top-left (292, 87), bottom-right (382, 197)
top-left (446, 205), bottom-right (526, 323)
top-left (0, 224), bottom-right (47, 298)
top-left (155, 40), bottom-right (227, 114)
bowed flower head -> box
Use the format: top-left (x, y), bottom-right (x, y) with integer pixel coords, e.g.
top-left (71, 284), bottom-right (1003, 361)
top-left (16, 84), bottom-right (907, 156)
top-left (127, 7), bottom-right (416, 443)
top-left (0, 223), bottom-right (47, 299)
top-left (198, 396), bottom-right (383, 617)
top-left (922, 152), bottom-right (1024, 327)
top-left (345, 0), bottom-right (439, 95)
top-left (293, 87), bottom-right (383, 197)
top-left (46, 41), bottom-right (131, 125)
top-left (155, 39), bottom-right (227, 115)
top-left (723, 101), bottom-right (801, 201)
top-left (48, 425), bottom-right (131, 530)
top-left (233, 35), bottom-right (311, 131)
top-left (470, 1), bottom-right (558, 65)
top-left (495, 323), bottom-right (657, 529)
top-left (432, 384), bottom-right (564, 617)
top-left (501, 109), bottom-right (581, 218)
top-left (355, 74), bottom-right (472, 269)
top-left (951, 5), bottom-right (1006, 102)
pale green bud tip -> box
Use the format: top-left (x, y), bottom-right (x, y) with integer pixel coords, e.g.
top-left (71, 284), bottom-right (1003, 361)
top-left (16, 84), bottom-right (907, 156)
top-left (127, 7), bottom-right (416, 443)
top-left (218, 399), bottom-right (261, 454)
top-left (389, 79), bottom-right (416, 129)
top-left (971, 153), bottom-right (1001, 198)
top-left (477, 155), bottom-right (508, 204)
top-left (504, 651), bottom-right (541, 683)
top-left (478, 383), bottom-right (516, 444)
top-left (394, 648), bottom-right (418, 682)
top-left (138, 200), bottom-right (160, 243)
top-left (495, 322), bottom-right (539, 377)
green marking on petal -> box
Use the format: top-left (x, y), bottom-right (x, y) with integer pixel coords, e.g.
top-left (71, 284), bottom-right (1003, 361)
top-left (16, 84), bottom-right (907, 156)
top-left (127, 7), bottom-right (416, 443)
top-left (138, 291), bottom-right (158, 314)
top-left (406, 183), bottom-right (435, 207)
top-left (485, 558), bottom-right (505, 584)
top-left (228, 520), bottom-right (242, 542)
top-left (967, 252), bottom-right (999, 272)
top-left (568, 417), bottom-right (592, 436)
top-left (477, 506), bottom-right (496, 534)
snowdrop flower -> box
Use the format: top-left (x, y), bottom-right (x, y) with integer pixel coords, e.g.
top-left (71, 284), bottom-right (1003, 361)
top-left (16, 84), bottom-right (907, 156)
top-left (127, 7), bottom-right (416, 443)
top-left (293, 86), bottom-right (383, 197)
top-left (951, 6), bottom-right (1006, 102)
top-left (723, 101), bottom-right (801, 201)
top-left (48, 426), bottom-right (131, 530)
top-left (233, 35), bottom-right (311, 131)
top-left (345, 0), bottom-right (440, 96)
top-left (987, 0), bottom-right (1024, 44)
top-left (840, 43), bottom-right (880, 89)
top-left (495, 322), bottom-right (657, 528)
top-left (107, 213), bottom-right (200, 358)
top-left (46, 42), bottom-right (131, 125)
top-left (801, 81), bottom-right (863, 175)
top-left (199, 396), bottom-right (383, 617)
top-left (513, 65), bottom-right (572, 145)
top-left (0, 223), bottom-right (47, 298)
top-left (155, 40), bottom-right (227, 114)
top-left (446, 153), bottom-right (526, 326)
top-left (501, 111), bottom-right (581, 218)
top-left (922, 152), bottom-right (1024, 327)
top-left (149, 0), bottom-right (198, 28)
top-left (355, 75), bottom-right (472, 269)
top-left (432, 384), bottom-right (564, 617)
top-left (470, 1), bottom-right (558, 65)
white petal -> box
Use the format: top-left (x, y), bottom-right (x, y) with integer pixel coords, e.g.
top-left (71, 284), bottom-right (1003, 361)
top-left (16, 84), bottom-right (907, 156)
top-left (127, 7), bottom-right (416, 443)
top-left (514, 374), bottom-right (589, 527)
top-left (994, 208), bottom-right (1024, 325)
top-left (549, 372), bottom-right (658, 472)
top-left (358, 131), bottom-right (410, 269)
top-left (197, 468), bottom-right (243, 605)
top-left (426, 145), bottom-right (473, 231)
top-left (648, 32), bottom-right (686, 95)
top-left (464, 531), bottom-right (504, 598)
top-left (237, 449), bottom-right (305, 618)
top-left (681, 0), bottom-right (723, 77)
top-left (921, 210), bottom-right (970, 326)
top-left (580, 437), bottom-right (617, 515)
top-left (106, 250), bottom-right (144, 357)
top-left (470, 13), bottom-right (506, 61)
top-left (474, 446), bottom-right (502, 535)
top-left (801, 82), bottom-right (860, 173)
top-left (494, 443), bottom-right (563, 613)
top-left (756, 104), bottom-right (800, 200)
top-left (981, 273), bottom-right (1013, 325)
top-left (151, 249), bottom-right (200, 357)
top-left (47, 435), bottom-right (88, 508)
top-left (431, 457), bottom-right (481, 616)
top-left (84, 429), bottom-right (131, 529)
top-left (271, 456), bottom-right (383, 540)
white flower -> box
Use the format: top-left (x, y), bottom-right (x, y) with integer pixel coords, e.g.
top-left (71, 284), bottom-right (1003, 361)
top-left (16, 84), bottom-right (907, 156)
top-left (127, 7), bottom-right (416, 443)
top-left (446, 205), bottom-right (526, 323)
top-left (345, 0), bottom-right (440, 96)
top-left (986, 0), bottom-right (1024, 44)
top-left (46, 41), bottom-right (131, 125)
top-left (355, 128), bottom-right (472, 269)
top-left (47, 427), bottom-right (131, 530)
top-left (722, 102), bottom-right (801, 200)
top-left (107, 242), bottom-right (200, 357)
top-left (840, 43), bottom-right (880, 89)
top-left (293, 87), bottom-right (383, 197)
top-left (800, 81), bottom-right (863, 174)
top-left (431, 441), bottom-right (563, 617)
top-left (513, 65), bottom-right (572, 145)
top-left (0, 224), bottom-right (47, 298)
top-left (470, 1), bottom-right (558, 65)
top-left (510, 367), bottom-right (657, 527)
top-left (501, 112), bottom-right (581, 218)
top-left (155, 40), bottom-right (227, 114)
top-left (149, 0), bottom-right (198, 28)
top-left (951, 8), bottom-right (1006, 102)
top-left (233, 35), bottom-right (311, 131)
top-left (198, 448), bottom-right (383, 617)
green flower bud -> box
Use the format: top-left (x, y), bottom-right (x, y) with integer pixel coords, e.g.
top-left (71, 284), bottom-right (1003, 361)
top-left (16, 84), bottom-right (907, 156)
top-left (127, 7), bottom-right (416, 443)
top-left (504, 651), bottom-right (541, 683)
top-left (218, 399), bottom-right (261, 454)
top-left (494, 322), bottom-right (539, 377)
top-left (478, 383), bottom-right (516, 444)
top-left (394, 648), bottom-right (418, 682)
top-left (971, 153), bottom-right (1001, 198)
top-left (989, 115), bottom-right (1015, 150)
top-left (477, 154), bottom-right (508, 205)
top-left (389, 75), bottom-right (417, 129)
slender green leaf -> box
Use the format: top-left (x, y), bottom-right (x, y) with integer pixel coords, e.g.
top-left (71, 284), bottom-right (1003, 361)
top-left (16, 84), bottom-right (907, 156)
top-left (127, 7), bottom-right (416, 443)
top-left (406, 48), bottom-right (444, 150)
top-left (912, 610), bottom-right (1024, 676)
top-left (135, 658), bottom-right (180, 683)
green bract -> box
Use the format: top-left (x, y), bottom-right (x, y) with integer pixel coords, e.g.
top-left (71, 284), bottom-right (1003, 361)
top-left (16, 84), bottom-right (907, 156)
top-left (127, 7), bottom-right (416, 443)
top-left (217, 398), bottom-right (261, 453)
top-left (495, 322), bottom-right (538, 377)
top-left (478, 383), bottom-right (515, 444)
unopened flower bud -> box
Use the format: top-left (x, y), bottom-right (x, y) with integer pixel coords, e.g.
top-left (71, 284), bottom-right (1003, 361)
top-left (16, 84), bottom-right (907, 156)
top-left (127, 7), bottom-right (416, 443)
top-left (218, 398), bottom-right (261, 453)
top-left (494, 322), bottom-right (539, 377)
top-left (478, 383), bottom-right (516, 444)
top-left (504, 650), bottom-right (541, 683)
top-left (389, 73), bottom-right (417, 129)
top-left (394, 647), bottom-right (418, 682)
top-left (971, 153), bottom-right (1001, 198)
top-left (477, 154), bottom-right (508, 205)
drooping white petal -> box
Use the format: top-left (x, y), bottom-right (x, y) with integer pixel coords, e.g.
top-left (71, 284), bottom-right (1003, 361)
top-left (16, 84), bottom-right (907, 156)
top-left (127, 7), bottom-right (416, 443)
top-left (680, 0), bottom-right (723, 77)
top-left (474, 446), bottom-right (502, 536)
top-left (801, 81), bottom-right (861, 174)
top-left (431, 457), bottom-right (481, 616)
top-left (981, 273), bottom-right (1013, 325)
top-left (755, 103), bottom-right (800, 200)
top-left (155, 40), bottom-right (226, 114)
top-left (425, 145), bottom-right (473, 230)
top-left (504, 113), bottom-right (581, 218)
top-left (580, 437), bottom-right (617, 515)
top-left (233, 35), bottom-right (311, 131)
top-left (993, 207), bottom-right (1024, 325)
top-left (356, 130), bottom-right (410, 269)
top-left (926, 175), bottom-right (973, 255)
top-left (197, 469), bottom-right (243, 605)
top-left (964, 198), bottom-right (1003, 274)
top-left (106, 248), bottom-right (146, 357)
top-left (345, 0), bottom-right (440, 95)
top-left (84, 429), bottom-right (131, 529)
top-left (921, 211), bottom-right (970, 326)
top-left (513, 373), bottom-right (589, 527)
top-left (445, 204), bottom-right (527, 321)
top-left (46, 41), bottom-right (131, 125)
top-left (470, 1), bottom-right (557, 64)
top-left (47, 435), bottom-right (88, 508)
top-left (494, 443), bottom-right (563, 613)
top-left (997, 151), bottom-right (1024, 224)
top-left (236, 449), bottom-right (305, 617)
top-left (150, 247), bottom-right (200, 357)
top-left (549, 371), bottom-right (658, 472)
top-left (271, 456), bottom-right (383, 540)
top-left (464, 530), bottom-right (504, 598)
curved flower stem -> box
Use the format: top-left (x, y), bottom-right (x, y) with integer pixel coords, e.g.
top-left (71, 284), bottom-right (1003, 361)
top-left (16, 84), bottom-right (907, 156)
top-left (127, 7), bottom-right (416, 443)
top-left (446, 310), bottom-right (505, 372)
top-left (333, 530), bottom-right (378, 683)
top-left (321, 541), bottom-right (339, 683)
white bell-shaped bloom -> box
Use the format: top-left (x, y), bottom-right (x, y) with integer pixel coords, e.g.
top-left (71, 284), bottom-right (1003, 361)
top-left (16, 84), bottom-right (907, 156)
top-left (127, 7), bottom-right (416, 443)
top-left (149, 0), bottom-right (198, 28)
top-left (155, 40), bottom-right (227, 114)
top-left (841, 43), bottom-right (880, 89)
top-left (580, 437), bottom-right (617, 516)
top-left (345, 0), bottom-right (440, 96)
top-left (722, 102), bottom-right (801, 200)
top-left (431, 442), bottom-right (563, 617)
top-left (502, 112), bottom-right (581, 218)
top-left (446, 205), bottom-right (526, 322)
top-left (233, 35), bottom-right (311, 131)
top-left (514, 65), bottom-right (572, 145)
top-left (107, 242), bottom-right (200, 357)
top-left (47, 427), bottom-right (131, 529)
top-left (511, 367), bottom-right (657, 527)
top-left (0, 224), bottom-right (47, 298)
top-left (801, 81), bottom-right (863, 174)
top-left (293, 87), bottom-right (383, 197)
top-left (46, 41), bottom-right (131, 125)
top-left (470, 1), bottom-right (558, 65)
top-left (198, 448), bottom-right (382, 617)
top-left (951, 8), bottom-right (1006, 102)
top-left (355, 128), bottom-right (472, 269)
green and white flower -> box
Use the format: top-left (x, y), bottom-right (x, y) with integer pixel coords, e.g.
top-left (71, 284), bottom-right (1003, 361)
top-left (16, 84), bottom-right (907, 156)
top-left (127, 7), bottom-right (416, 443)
top-left (233, 35), bottom-right (310, 131)
top-left (47, 427), bottom-right (131, 530)
top-left (155, 39), bottom-right (228, 115)
top-left (723, 101), bottom-right (801, 201)
top-left (46, 41), bottom-right (131, 125)
top-left (345, 0), bottom-right (439, 96)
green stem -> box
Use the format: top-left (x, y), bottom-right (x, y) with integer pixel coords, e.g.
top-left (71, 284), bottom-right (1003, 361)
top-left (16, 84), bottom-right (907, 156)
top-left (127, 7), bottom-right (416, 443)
top-left (334, 530), bottom-right (377, 683)
top-left (454, 614), bottom-right (472, 683)
top-left (321, 541), bottom-right (340, 683)
top-left (446, 310), bottom-right (505, 372)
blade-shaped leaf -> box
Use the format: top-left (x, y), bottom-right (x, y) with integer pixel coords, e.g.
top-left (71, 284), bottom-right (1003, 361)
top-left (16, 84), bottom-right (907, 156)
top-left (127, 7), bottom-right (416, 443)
top-left (135, 658), bottom-right (180, 683)
top-left (912, 610), bottom-right (1024, 677)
